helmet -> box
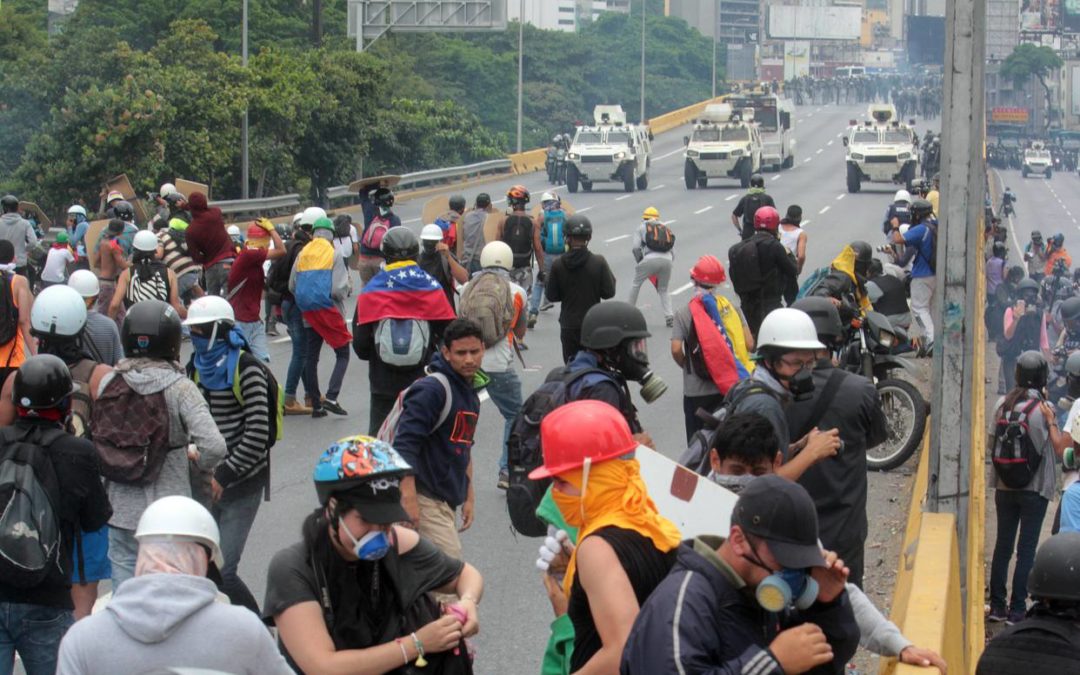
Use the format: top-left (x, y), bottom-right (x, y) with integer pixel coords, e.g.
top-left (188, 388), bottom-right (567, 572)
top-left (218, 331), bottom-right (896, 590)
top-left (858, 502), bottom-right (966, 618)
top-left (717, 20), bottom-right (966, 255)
top-left (754, 206), bottom-right (781, 232)
top-left (894, 189), bottom-right (911, 203)
top-left (312, 217), bottom-right (334, 233)
top-left (291, 212), bottom-right (304, 226)
top-left (1015, 350), bottom-right (1049, 389)
top-left (135, 495), bottom-right (223, 568)
top-left (105, 191), bottom-right (124, 204)
top-left (182, 295), bottom-right (235, 327)
top-left (12, 355), bottom-right (76, 410)
top-left (1063, 297), bottom-right (1080, 321)
top-left (299, 206), bottom-right (327, 226)
top-left (507, 185), bottom-right (530, 205)
top-left (1017, 277), bottom-right (1041, 296)
top-left (163, 192), bottom-right (186, 207)
top-left (529, 400), bottom-right (638, 480)
top-left (30, 285), bottom-right (87, 339)
top-left (642, 206), bottom-right (660, 220)
top-left (1032, 230), bottom-right (1044, 241)
top-left (851, 241), bottom-right (873, 275)
top-left (313, 435), bottom-right (412, 506)
top-left (542, 192), bottom-right (557, 204)
top-left (750, 174), bottom-right (765, 188)
top-left (380, 227), bottom-right (419, 262)
top-left (476, 193), bottom-right (492, 208)
top-left (479, 241), bottom-right (513, 270)
top-left (1028, 532), bottom-right (1080, 602)
top-left (1052, 233), bottom-right (1066, 248)
top-left (122, 300), bottom-right (183, 362)
top-left (580, 301), bottom-right (650, 351)
top-left (133, 230), bottom-right (159, 253)
top-left (112, 200), bottom-right (135, 221)
top-left (690, 255), bottom-right (726, 286)
top-left (159, 183), bottom-right (177, 197)
top-left (756, 308), bottom-right (826, 352)
top-left (68, 270), bottom-right (100, 298)
top-left (226, 225), bottom-right (241, 238)
top-left (791, 297), bottom-right (844, 345)
top-left (566, 214), bottom-right (593, 239)
top-left (0, 195), bottom-right (18, 211)
top-left (56, 232), bottom-right (69, 245)
top-left (910, 199), bottom-right (933, 221)
top-left (449, 195), bottom-right (466, 212)
top-left (420, 224), bottom-right (444, 241)
top-left (67, 205), bottom-right (87, 217)
top-left (373, 188), bottom-right (395, 208)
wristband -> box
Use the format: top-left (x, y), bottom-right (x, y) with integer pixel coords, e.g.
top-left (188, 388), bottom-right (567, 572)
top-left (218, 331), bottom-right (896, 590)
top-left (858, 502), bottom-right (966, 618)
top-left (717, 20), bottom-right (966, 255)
top-left (460, 593), bottom-right (480, 605)
top-left (411, 632), bottom-right (428, 668)
top-left (394, 638), bottom-right (409, 666)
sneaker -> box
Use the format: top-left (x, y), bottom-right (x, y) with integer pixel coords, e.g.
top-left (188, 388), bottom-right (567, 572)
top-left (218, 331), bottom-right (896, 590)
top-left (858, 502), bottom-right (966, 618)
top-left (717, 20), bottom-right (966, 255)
top-left (987, 607), bottom-right (1008, 623)
top-left (284, 398), bottom-right (313, 416)
top-left (311, 407), bottom-right (328, 419)
top-left (540, 301), bottom-right (554, 312)
top-left (322, 399), bottom-right (348, 416)
top-left (527, 313), bottom-right (538, 329)
top-left (497, 470), bottom-right (509, 490)
top-left (1006, 610), bottom-right (1026, 625)
top-left (266, 323), bottom-right (280, 337)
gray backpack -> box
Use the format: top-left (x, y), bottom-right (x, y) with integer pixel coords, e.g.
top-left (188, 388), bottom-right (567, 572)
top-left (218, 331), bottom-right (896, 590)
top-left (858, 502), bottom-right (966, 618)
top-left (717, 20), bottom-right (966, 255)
top-left (374, 318), bottom-right (431, 368)
top-left (459, 272), bottom-right (515, 348)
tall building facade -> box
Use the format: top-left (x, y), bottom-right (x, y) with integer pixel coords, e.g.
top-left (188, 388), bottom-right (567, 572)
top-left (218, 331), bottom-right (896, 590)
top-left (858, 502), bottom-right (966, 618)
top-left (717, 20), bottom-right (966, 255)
top-left (509, 0), bottom-right (631, 31)
top-left (668, 0), bottom-right (759, 44)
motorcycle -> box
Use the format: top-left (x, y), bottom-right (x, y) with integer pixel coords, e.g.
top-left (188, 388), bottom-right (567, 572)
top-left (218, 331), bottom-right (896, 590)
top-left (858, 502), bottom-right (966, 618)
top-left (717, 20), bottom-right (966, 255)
top-left (1002, 200), bottom-right (1015, 218)
top-left (840, 311), bottom-right (928, 471)
top-left (554, 147), bottom-right (567, 185)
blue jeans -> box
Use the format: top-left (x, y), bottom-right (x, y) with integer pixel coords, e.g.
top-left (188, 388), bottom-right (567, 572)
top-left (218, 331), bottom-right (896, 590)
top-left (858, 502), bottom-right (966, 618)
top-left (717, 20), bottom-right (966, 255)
top-left (236, 320), bottom-right (270, 362)
top-left (0, 603), bottom-right (73, 675)
top-left (486, 369), bottom-right (523, 472)
top-left (990, 489), bottom-right (1049, 614)
top-left (528, 254), bottom-right (560, 315)
top-left (282, 300), bottom-right (307, 398)
top-left (212, 489), bottom-right (263, 614)
top-left (108, 526), bottom-right (139, 591)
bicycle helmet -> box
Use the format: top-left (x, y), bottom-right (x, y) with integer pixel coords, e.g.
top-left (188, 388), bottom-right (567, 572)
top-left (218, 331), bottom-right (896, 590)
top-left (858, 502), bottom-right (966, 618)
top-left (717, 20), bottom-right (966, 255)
top-left (1028, 532), bottom-right (1080, 602)
top-left (750, 174), bottom-right (765, 189)
top-left (507, 185), bottom-right (530, 206)
top-left (565, 214), bottom-right (593, 240)
top-left (580, 301), bottom-right (650, 351)
top-left (13, 355), bottom-right (76, 410)
top-left (122, 300), bottom-right (183, 362)
top-left (313, 436), bottom-right (413, 514)
top-left (380, 227), bottom-right (419, 262)
top-left (1015, 350), bottom-right (1049, 389)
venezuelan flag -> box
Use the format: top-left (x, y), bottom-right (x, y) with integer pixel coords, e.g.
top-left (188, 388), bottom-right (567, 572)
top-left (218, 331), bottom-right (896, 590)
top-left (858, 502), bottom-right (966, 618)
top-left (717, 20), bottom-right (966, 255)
top-left (294, 238), bottom-right (336, 312)
top-left (355, 261), bottom-right (456, 325)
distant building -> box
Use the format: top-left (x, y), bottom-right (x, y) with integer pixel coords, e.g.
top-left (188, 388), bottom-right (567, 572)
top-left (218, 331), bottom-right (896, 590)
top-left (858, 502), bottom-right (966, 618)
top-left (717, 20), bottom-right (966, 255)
top-left (508, 0), bottom-right (630, 31)
top-left (48, 0), bottom-right (79, 34)
top-left (668, 0), bottom-right (760, 45)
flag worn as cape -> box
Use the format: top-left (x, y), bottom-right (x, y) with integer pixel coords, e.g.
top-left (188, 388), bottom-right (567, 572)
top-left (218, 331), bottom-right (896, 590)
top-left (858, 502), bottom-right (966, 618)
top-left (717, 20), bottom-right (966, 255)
top-left (355, 260), bottom-right (457, 325)
top-left (689, 292), bottom-right (753, 395)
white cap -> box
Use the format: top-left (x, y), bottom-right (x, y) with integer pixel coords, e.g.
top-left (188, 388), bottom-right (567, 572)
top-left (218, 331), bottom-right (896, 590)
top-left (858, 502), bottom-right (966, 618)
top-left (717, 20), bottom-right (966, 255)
top-left (133, 230), bottom-right (159, 253)
top-left (541, 191), bottom-right (557, 203)
top-left (135, 496), bottom-right (223, 567)
top-left (480, 241), bottom-right (513, 271)
top-left (756, 308), bottom-right (826, 351)
top-left (291, 212), bottom-right (304, 225)
top-left (67, 205), bottom-right (87, 217)
top-left (68, 270), bottom-right (100, 298)
top-left (420, 224), bottom-right (443, 241)
top-left (182, 295), bottom-right (235, 326)
top-left (30, 285), bottom-right (87, 338)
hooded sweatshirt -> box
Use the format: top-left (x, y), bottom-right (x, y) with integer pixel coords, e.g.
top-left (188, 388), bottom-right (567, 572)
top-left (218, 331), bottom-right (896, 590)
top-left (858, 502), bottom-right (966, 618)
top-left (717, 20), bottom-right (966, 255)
top-left (184, 193), bottom-right (234, 268)
top-left (98, 358), bottom-right (227, 530)
top-left (0, 212), bottom-right (39, 267)
top-left (56, 574), bottom-right (291, 675)
top-left (545, 246), bottom-right (616, 328)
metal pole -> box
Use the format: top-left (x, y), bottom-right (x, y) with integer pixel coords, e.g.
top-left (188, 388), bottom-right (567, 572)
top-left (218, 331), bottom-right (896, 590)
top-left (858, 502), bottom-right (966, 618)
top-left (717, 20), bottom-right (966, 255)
top-left (356, 0), bottom-right (365, 52)
top-left (640, 0), bottom-right (646, 123)
top-left (241, 0), bottom-right (250, 200)
top-left (711, 0), bottom-right (717, 99)
top-left (516, 0), bottom-right (524, 154)
top-left (928, 0), bottom-right (986, 616)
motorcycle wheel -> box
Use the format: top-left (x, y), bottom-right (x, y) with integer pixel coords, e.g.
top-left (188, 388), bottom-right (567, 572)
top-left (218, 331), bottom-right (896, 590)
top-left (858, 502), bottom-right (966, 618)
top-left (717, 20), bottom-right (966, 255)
top-left (866, 378), bottom-right (927, 471)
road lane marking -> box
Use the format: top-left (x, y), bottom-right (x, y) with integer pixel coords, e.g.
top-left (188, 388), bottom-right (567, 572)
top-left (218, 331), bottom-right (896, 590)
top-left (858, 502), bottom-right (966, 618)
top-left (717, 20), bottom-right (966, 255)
top-left (655, 147), bottom-right (686, 161)
top-left (403, 217), bottom-right (421, 224)
top-left (819, 206), bottom-right (831, 214)
top-left (801, 219), bottom-right (812, 227)
top-left (615, 194), bottom-right (633, 201)
top-left (772, 174), bottom-right (782, 181)
top-left (650, 184), bottom-right (666, 191)
top-left (803, 157), bottom-right (813, 163)
top-left (577, 206), bottom-right (592, 212)
top-left (725, 194), bottom-right (739, 201)
top-left (663, 219), bottom-right (678, 225)
top-left (827, 140), bottom-right (834, 146)
top-left (836, 194), bottom-right (845, 201)
top-left (694, 206), bottom-right (714, 214)
top-left (272, 336), bottom-right (292, 344)
top-left (672, 282), bottom-right (694, 295)
top-left (816, 148), bottom-right (823, 154)
top-left (604, 234), bottom-right (630, 243)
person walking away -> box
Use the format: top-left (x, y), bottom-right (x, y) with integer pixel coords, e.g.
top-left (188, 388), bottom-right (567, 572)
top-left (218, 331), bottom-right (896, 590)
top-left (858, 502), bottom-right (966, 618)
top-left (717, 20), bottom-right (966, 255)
top-left (353, 228), bottom-right (456, 434)
top-left (156, 198), bottom-right (203, 308)
top-left (988, 351), bottom-right (1069, 625)
top-left (671, 255), bottom-right (755, 442)
top-left (40, 233), bottom-right (76, 289)
top-left (331, 214), bottom-right (359, 293)
top-left (459, 242), bottom-right (526, 490)
top-left (628, 207), bottom-right (675, 327)
top-left (57, 496), bottom-right (291, 674)
top-left (95, 220), bottom-right (129, 328)
top-left (1025, 231), bottom-right (1049, 283)
top-left (357, 189), bottom-right (401, 288)
top-left (265, 436), bottom-right (483, 673)
top-left (0, 355), bottom-right (111, 675)
top-left (779, 205), bottom-right (807, 306)
top-left (267, 223), bottom-right (312, 415)
top-left (460, 193), bottom-right (494, 275)
top-left (728, 206), bottom-right (797, 338)
top-left (184, 296), bottom-right (279, 614)
top-left (91, 300), bottom-right (227, 589)
top-left (390, 319), bottom-right (484, 561)
top-left (418, 224), bottom-right (468, 311)
top-left (0, 194), bottom-right (39, 279)
top-left (67, 270), bottom-right (123, 367)
top-left (999, 278), bottom-right (1049, 391)
top-left (890, 198), bottom-right (936, 349)
top-left (184, 192), bottom-right (235, 297)
top-left (528, 192), bottom-right (568, 328)
top-left (290, 217), bottom-right (351, 418)
top-left (496, 185), bottom-right (544, 302)
top-left (108, 230), bottom-right (186, 324)
top-left (545, 215), bottom-right (616, 362)
top-left (730, 174), bottom-right (776, 240)
top-left (228, 221), bottom-right (284, 362)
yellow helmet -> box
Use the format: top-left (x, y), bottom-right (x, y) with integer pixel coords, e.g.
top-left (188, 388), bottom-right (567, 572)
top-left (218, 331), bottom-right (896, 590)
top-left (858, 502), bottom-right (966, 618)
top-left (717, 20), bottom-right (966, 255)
top-left (642, 206), bottom-right (660, 220)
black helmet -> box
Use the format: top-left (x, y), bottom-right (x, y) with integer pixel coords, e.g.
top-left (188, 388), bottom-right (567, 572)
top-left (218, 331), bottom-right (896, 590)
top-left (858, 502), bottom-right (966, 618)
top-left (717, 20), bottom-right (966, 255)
top-left (1028, 532), bottom-right (1080, 602)
top-left (580, 301), bottom-right (650, 351)
top-left (163, 192), bottom-right (186, 207)
top-left (380, 227), bottom-right (419, 262)
top-left (1061, 297), bottom-right (1080, 321)
top-left (475, 193), bottom-right (492, 208)
top-left (750, 174), bottom-right (765, 188)
top-left (12, 354), bottom-right (75, 410)
top-left (373, 188), bottom-right (395, 208)
top-left (1032, 230), bottom-right (1044, 241)
top-left (566, 214), bottom-right (593, 240)
top-left (868, 258), bottom-right (884, 277)
top-left (791, 297), bottom-right (844, 346)
top-left (122, 300), bottom-right (182, 362)
top-left (992, 241), bottom-right (1007, 258)
top-left (0, 195), bottom-right (18, 212)
top-left (449, 195), bottom-right (466, 212)
top-left (910, 199), bottom-right (933, 221)
top-left (851, 240), bottom-right (873, 264)
top-left (1015, 350), bottom-right (1049, 389)
top-left (112, 200), bottom-right (135, 221)
top-left (1017, 277), bottom-right (1041, 295)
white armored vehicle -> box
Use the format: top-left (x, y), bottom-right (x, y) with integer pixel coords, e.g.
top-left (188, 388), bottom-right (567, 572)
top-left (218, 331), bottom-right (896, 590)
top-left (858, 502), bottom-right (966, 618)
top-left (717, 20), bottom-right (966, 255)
top-left (683, 103), bottom-right (764, 189)
top-left (842, 104), bottom-right (920, 193)
top-left (1022, 141), bottom-right (1053, 178)
top-left (726, 90), bottom-right (796, 170)
top-left (566, 105), bottom-right (652, 193)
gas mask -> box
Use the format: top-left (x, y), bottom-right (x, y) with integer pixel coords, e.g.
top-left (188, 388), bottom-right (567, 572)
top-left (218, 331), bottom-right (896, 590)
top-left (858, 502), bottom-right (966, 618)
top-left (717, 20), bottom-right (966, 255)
top-left (340, 522), bottom-right (391, 561)
top-left (708, 472), bottom-right (757, 494)
top-left (617, 338), bottom-right (667, 403)
top-left (756, 567), bottom-right (819, 612)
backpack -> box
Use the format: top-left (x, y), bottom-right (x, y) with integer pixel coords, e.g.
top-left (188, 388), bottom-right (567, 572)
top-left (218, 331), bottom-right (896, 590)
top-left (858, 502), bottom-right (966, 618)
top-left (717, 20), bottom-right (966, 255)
top-left (678, 383), bottom-right (779, 475)
top-left (0, 273), bottom-right (19, 348)
top-left (644, 221), bottom-right (675, 252)
top-left (541, 210), bottom-right (567, 255)
top-left (374, 318), bottom-right (431, 369)
top-left (740, 194), bottom-right (767, 228)
top-left (991, 399), bottom-right (1044, 489)
top-left (334, 218), bottom-right (353, 240)
top-left (89, 375), bottom-right (172, 485)
top-left (360, 216), bottom-right (392, 252)
top-left (377, 371), bottom-right (453, 446)
top-left (502, 215), bottom-right (534, 268)
top-left (796, 266), bottom-right (832, 300)
top-left (0, 426), bottom-right (65, 589)
top-left (459, 272), bottom-right (515, 348)
top-left (728, 238), bottom-right (764, 294)
top-left (67, 360), bottom-right (97, 439)
top-left (190, 353), bottom-right (285, 447)
top-left (267, 240), bottom-right (305, 296)
top-left (506, 367), bottom-right (615, 536)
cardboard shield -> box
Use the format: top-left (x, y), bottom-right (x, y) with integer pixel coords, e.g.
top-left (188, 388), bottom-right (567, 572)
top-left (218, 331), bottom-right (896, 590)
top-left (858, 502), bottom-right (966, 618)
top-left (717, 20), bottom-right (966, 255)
top-left (85, 219), bottom-right (111, 271)
top-left (103, 174), bottom-right (148, 225)
top-left (636, 445), bottom-right (738, 540)
top-left (483, 209), bottom-right (506, 247)
top-left (348, 175), bottom-right (402, 193)
top-left (174, 178), bottom-right (209, 201)
top-left (17, 202), bottom-right (51, 230)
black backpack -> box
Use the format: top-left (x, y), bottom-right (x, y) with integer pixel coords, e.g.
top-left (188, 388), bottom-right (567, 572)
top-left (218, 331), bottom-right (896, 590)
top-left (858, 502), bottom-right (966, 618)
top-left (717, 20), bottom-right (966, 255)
top-left (991, 399), bottom-right (1044, 489)
top-left (267, 239), bottom-right (305, 295)
top-left (678, 383), bottom-right (778, 475)
top-left (506, 367), bottom-right (614, 536)
top-left (741, 194), bottom-right (767, 228)
top-left (644, 221), bottom-right (675, 252)
top-left (728, 238), bottom-right (764, 295)
top-left (0, 273), bottom-right (19, 347)
top-left (0, 426), bottom-right (66, 588)
top-left (501, 215), bottom-right (534, 268)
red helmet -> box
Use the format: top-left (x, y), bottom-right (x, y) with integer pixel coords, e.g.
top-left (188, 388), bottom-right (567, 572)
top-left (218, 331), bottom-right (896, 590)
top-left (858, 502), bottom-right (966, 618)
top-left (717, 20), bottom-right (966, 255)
top-left (753, 206), bottom-right (780, 232)
top-left (529, 400), bottom-right (638, 480)
top-left (690, 255), bottom-right (726, 286)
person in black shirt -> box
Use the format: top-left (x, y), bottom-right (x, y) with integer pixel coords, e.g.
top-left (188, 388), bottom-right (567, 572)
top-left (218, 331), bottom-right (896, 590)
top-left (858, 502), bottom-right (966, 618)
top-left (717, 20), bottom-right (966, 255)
top-left (417, 224), bottom-right (467, 311)
top-left (730, 174), bottom-right (776, 240)
top-left (730, 206), bottom-right (798, 337)
top-left (545, 215), bottom-right (617, 362)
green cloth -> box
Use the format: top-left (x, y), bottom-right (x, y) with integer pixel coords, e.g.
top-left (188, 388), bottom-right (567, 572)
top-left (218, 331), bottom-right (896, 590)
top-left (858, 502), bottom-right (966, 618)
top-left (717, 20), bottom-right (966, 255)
top-left (536, 487), bottom-right (579, 675)
top-left (691, 535), bottom-right (746, 590)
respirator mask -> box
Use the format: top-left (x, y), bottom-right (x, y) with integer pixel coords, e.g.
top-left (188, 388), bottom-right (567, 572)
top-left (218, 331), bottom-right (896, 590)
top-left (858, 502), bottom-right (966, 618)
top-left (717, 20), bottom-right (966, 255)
top-left (756, 567), bottom-right (819, 612)
top-left (618, 338), bottom-right (667, 403)
top-left (339, 522), bottom-right (391, 561)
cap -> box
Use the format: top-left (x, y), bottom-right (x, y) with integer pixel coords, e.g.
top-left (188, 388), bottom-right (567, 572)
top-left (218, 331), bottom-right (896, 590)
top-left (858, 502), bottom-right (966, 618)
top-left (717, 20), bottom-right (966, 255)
top-left (732, 475), bottom-right (826, 569)
top-left (338, 483), bottom-right (412, 525)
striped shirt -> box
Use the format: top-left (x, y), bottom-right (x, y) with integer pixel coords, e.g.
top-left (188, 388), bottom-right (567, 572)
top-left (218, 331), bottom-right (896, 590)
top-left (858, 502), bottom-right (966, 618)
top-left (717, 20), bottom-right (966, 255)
top-left (124, 263), bottom-right (170, 308)
top-left (196, 353), bottom-right (272, 495)
top-left (83, 311), bottom-right (124, 366)
top-left (157, 229), bottom-right (200, 277)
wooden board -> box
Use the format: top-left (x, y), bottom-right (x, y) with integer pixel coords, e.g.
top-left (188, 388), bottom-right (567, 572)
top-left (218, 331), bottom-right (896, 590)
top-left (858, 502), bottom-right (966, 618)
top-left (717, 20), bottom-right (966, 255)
top-left (636, 445), bottom-right (738, 539)
top-left (102, 174), bottom-right (148, 225)
top-left (17, 202), bottom-right (51, 230)
top-left (174, 178), bottom-right (209, 200)
top-left (348, 175), bottom-right (402, 193)
top-left (85, 219), bottom-right (110, 271)
top-left (421, 196), bottom-right (450, 228)
top-left (530, 199), bottom-right (575, 219)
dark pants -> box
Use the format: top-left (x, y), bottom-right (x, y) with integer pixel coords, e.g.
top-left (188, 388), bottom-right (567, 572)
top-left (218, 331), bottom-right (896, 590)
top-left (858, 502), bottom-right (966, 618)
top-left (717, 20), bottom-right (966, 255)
top-left (990, 489), bottom-right (1049, 614)
top-left (281, 300), bottom-right (307, 398)
top-left (740, 294), bottom-right (765, 338)
top-left (211, 489), bottom-right (262, 614)
top-left (1001, 356), bottom-right (1017, 391)
top-left (561, 326), bottom-right (582, 364)
top-left (302, 327), bottom-right (349, 408)
top-left (369, 392), bottom-right (398, 436)
top-left (833, 538), bottom-right (865, 589)
top-left (783, 275), bottom-right (799, 307)
top-left (683, 393), bottom-right (727, 444)
top-left (0, 603), bottom-right (73, 675)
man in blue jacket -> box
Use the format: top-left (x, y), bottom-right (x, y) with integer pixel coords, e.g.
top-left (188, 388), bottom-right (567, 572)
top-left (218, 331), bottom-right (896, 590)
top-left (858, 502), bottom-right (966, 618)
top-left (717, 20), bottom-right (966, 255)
top-left (394, 319), bottom-right (484, 561)
top-left (620, 475), bottom-right (860, 675)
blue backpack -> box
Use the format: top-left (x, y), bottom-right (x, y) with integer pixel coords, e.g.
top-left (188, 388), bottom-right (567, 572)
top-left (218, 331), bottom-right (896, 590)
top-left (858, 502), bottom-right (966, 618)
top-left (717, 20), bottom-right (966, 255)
top-left (541, 209), bottom-right (567, 255)
top-left (796, 266), bottom-right (832, 300)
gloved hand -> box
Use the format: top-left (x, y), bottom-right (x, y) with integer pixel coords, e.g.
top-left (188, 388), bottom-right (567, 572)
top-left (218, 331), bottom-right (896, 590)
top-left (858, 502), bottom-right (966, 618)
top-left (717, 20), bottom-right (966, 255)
top-left (535, 525), bottom-right (572, 583)
top-left (256, 217), bottom-right (275, 233)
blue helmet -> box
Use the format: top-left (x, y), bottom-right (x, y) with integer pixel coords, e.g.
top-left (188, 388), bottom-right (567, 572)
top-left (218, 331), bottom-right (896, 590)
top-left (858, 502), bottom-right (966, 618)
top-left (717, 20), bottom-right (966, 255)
top-left (313, 435), bottom-right (412, 505)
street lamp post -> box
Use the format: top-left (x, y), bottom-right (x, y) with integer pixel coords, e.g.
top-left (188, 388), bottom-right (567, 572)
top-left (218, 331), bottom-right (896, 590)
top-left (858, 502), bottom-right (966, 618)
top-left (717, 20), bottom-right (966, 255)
top-left (517, 0), bottom-right (524, 154)
top-left (711, 0), bottom-right (718, 98)
top-left (640, 0), bottom-right (646, 123)
top-left (241, 0), bottom-right (250, 199)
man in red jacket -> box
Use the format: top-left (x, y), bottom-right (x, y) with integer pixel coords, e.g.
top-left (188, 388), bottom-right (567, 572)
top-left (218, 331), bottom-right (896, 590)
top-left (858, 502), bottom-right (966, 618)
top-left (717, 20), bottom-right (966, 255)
top-left (185, 192), bottom-right (236, 296)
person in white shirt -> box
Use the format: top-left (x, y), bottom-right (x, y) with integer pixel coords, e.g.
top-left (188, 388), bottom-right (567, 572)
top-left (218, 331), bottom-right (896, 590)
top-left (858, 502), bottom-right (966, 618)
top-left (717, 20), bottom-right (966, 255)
top-left (41, 232), bottom-right (77, 287)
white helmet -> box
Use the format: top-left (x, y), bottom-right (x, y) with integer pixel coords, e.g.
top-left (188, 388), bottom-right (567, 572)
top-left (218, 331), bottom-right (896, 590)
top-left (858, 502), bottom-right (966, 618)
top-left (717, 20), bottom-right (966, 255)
top-left (291, 212), bottom-right (304, 225)
top-left (226, 225), bottom-right (241, 237)
top-left (133, 230), bottom-right (159, 253)
top-left (541, 191), bottom-right (556, 203)
top-left (182, 295), bottom-right (235, 326)
top-left (420, 224), bottom-right (443, 241)
top-left (894, 190), bottom-right (911, 203)
top-left (135, 495), bottom-right (223, 567)
top-left (68, 270), bottom-right (100, 298)
top-left (479, 241), bottom-right (513, 271)
top-left (159, 183), bottom-right (177, 197)
top-left (299, 206), bottom-right (328, 226)
top-left (67, 205), bottom-right (87, 217)
top-left (756, 308), bottom-right (826, 351)
top-left (30, 285), bottom-right (87, 338)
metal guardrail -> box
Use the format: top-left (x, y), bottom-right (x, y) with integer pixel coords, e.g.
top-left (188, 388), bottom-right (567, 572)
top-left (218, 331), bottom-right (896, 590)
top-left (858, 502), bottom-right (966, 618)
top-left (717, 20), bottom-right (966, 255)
top-left (212, 193), bottom-right (302, 215)
top-left (326, 159), bottom-right (513, 201)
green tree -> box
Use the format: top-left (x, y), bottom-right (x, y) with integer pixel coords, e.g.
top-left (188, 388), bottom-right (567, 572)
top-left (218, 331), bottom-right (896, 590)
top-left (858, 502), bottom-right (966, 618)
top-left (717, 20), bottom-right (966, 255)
top-left (368, 98), bottom-right (504, 174)
top-left (0, 0), bottom-right (51, 187)
top-left (1001, 43), bottom-right (1064, 129)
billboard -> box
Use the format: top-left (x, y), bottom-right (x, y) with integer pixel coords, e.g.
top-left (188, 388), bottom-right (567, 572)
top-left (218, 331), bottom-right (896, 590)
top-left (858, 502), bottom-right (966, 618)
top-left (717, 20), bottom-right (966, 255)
top-left (766, 5), bottom-right (862, 41)
top-left (991, 107), bottom-right (1031, 123)
top-left (1021, 0), bottom-right (1060, 32)
top-left (906, 16), bottom-right (945, 65)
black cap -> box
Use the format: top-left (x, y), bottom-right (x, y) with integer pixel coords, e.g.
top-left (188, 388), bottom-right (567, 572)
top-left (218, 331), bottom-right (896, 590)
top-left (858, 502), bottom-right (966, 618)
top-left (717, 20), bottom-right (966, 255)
top-left (732, 475), bottom-right (826, 569)
top-left (332, 481), bottom-right (411, 525)
top-left (781, 205), bottom-right (802, 224)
